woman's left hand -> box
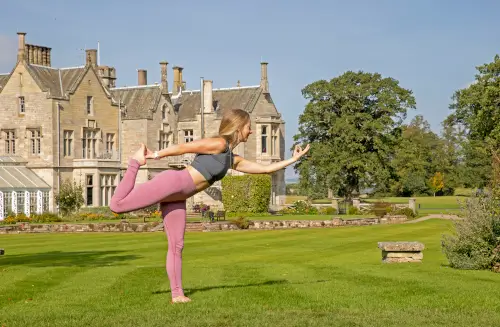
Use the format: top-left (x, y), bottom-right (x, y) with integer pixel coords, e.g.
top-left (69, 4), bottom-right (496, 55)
top-left (292, 144), bottom-right (310, 160)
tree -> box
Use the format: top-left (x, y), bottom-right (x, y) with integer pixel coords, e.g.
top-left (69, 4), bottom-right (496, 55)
top-left (445, 54), bottom-right (500, 187)
top-left (391, 115), bottom-right (453, 196)
top-left (55, 179), bottom-right (84, 216)
top-left (293, 71), bottom-right (416, 200)
top-left (429, 172), bottom-right (445, 196)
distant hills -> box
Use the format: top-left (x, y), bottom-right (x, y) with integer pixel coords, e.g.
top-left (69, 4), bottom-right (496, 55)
top-left (285, 177), bottom-right (299, 184)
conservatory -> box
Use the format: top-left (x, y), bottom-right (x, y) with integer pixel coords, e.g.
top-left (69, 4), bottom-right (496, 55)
top-left (0, 156), bottom-right (51, 220)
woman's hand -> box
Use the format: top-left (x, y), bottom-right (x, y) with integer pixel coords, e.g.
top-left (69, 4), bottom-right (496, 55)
top-left (292, 144), bottom-right (310, 161)
top-left (144, 146), bottom-right (156, 160)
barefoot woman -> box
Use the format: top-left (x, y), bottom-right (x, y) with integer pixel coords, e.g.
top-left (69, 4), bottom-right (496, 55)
top-left (110, 108), bottom-right (309, 303)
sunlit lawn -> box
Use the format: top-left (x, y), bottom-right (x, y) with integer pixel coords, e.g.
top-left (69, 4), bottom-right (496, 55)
top-left (1, 219), bottom-right (500, 326)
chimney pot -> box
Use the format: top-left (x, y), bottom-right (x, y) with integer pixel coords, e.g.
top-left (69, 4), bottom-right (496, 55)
top-left (17, 32), bottom-right (26, 62)
top-left (138, 69), bottom-right (147, 85)
top-left (173, 66), bottom-right (183, 93)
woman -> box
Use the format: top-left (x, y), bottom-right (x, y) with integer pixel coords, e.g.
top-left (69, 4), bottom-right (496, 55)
top-left (110, 108), bottom-right (309, 303)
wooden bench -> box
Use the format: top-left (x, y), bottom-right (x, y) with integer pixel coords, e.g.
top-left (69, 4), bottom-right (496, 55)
top-left (377, 241), bottom-right (424, 263)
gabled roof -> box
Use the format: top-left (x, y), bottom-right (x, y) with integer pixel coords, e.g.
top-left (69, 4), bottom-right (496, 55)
top-left (0, 74), bottom-right (10, 91)
top-left (111, 85), bottom-right (163, 120)
top-left (22, 64), bottom-right (115, 102)
top-left (171, 85), bottom-right (262, 121)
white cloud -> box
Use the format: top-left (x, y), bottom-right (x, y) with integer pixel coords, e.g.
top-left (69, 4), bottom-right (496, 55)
top-left (0, 35), bottom-right (17, 73)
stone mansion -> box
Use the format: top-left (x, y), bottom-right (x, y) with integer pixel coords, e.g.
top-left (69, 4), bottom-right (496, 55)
top-left (0, 32), bottom-right (286, 218)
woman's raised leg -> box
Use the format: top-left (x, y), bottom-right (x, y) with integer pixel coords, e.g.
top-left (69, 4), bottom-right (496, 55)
top-left (109, 145), bottom-right (195, 214)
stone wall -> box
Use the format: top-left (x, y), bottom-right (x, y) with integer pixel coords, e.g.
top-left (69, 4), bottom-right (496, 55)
top-left (0, 215), bottom-right (407, 234)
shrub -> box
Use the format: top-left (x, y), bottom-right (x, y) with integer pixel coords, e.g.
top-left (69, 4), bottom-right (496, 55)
top-left (371, 201), bottom-right (391, 218)
top-left (230, 216), bottom-right (251, 229)
top-left (348, 206), bottom-right (361, 215)
top-left (222, 175), bottom-right (272, 213)
top-left (441, 194), bottom-right (500, 271)
top-left (391, 207), bottom-right (417, 219)
top-left (318, 207), bottom-right (337, 215)
top-left (280, 200), bottom-right (318, 215)
top-left (55, 179), bottom-right (84, 216)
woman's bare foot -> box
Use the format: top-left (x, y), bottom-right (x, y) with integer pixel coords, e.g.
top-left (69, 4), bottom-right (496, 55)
top-left (171, 295), bottom-right (191, 304)
top-left (131, 144), bottom-right (147, 166)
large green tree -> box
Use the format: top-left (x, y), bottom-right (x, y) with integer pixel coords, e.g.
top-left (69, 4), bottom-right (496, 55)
top-left (293, 71), bottom-right (416, 199)
top-left (391, 115), bottom-right (453, 196)
top-left (445, 54), bottom-right (500, 187)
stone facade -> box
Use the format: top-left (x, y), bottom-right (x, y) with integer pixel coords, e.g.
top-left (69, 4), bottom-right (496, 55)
top-left (0, 32), bottom-right (286, 215)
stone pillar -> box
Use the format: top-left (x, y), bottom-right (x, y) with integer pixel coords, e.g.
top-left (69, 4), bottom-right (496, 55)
top-left (0, 191), bottom-right (4, 220)
top-left (173, 66), bottom-right (183, 94)
top-left (86, 49), bottom-right (97, 67)
top-left (352, 198), bottom-right (361, 209)
top-left (409, 198), bottom-right (416, 214)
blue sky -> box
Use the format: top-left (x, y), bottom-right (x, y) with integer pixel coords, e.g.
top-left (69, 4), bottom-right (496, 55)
top-left (1, 0), bottom-right (500, 179)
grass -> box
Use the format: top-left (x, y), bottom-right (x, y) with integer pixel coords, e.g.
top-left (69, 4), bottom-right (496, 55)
top-left (1, 220), bottom-right (500, 326)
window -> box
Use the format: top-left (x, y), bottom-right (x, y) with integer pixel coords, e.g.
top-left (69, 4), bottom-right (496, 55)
top-left (86, 175), bottom-right (93, 206)
top-left (159, 132), bottom-right (169, 150)
top-left (162, 104), bottom-right (167, 120)
top-left (82, 128), bottom-right (98, 159)
top-left (184, 130), bottom-right (193, 143)
top-left (30, 192), bottom-right (37, 215)
top-left (4, 130), bottom-right (15, 154)
top-left (63, 130), bottom-right (73, 157)
top-left (16, 192), bottom-right (24, 215)
top-left (28, 129), bottom-right (41, 155)
top-left (271, 126), bottom-right (278, 156)
top-left (106, 133), bottom-right (114, 153)
top-left (100, 174), bottom-right (116, 206)
top-left (19, 96), bottom-right (25, 113)
top-left (86, 96), bottom-right (93, 115)
top-left (261, 126), bottom-right (267, 154)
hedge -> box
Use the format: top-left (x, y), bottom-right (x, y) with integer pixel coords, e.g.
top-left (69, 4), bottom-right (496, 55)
top-left (221, 174), bottom-right (272, 213)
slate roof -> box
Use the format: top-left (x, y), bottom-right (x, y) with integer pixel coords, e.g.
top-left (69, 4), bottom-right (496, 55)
top-left (110, 85), bottom-right (163, 120)
top-left (20, 64), bottom-right (114, 102)
top-left (171, 85), bottom-right (262, 121)
top-left (0, 156), bottom-right (51, 190)
top-left (0, 74), bottom-right (10, 91)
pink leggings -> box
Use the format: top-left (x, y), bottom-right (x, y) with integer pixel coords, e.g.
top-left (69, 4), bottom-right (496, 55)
top-left (110, 159), bottom-right (197, 298)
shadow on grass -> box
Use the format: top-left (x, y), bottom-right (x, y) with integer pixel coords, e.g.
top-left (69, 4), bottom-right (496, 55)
top-left (0, 250), bottom-right (141, 267)
top-left (152, 279), bottom-right (330, 296)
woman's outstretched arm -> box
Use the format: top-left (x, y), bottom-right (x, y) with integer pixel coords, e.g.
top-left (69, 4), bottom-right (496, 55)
top-left (232, 144), bottom-right (310, 174)
top-left (147, 137), bottom-right (227, 159)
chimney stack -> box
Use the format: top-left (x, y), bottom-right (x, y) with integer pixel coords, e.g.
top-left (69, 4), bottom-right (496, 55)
top-left (138, 69), bottom-right (147, 85)
top-left (173, 66), bottom-right (183, 94)
top-left (260, 62), bottom-right (269, 93)
top-left (203, 80), bottom-right (213, 113)
top-left (17, 32), bottom-right (26, 62)
top-left (160, 61), bottom-right (169, 95)
top-left (86, 49), bottom-right (97, 68)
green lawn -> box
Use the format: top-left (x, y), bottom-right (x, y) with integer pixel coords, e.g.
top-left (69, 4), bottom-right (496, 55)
top-left (365, 196), bottom-right (468, 216)
top-left (1, 220), bottom-right (500, 326)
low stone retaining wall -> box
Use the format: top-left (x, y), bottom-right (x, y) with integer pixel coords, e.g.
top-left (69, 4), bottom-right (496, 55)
top-left (0, 215), bottom-right (407, 234)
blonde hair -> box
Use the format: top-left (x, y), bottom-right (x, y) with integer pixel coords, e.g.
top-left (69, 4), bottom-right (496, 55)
top-left (218, 108), bottom-right (250, 147)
